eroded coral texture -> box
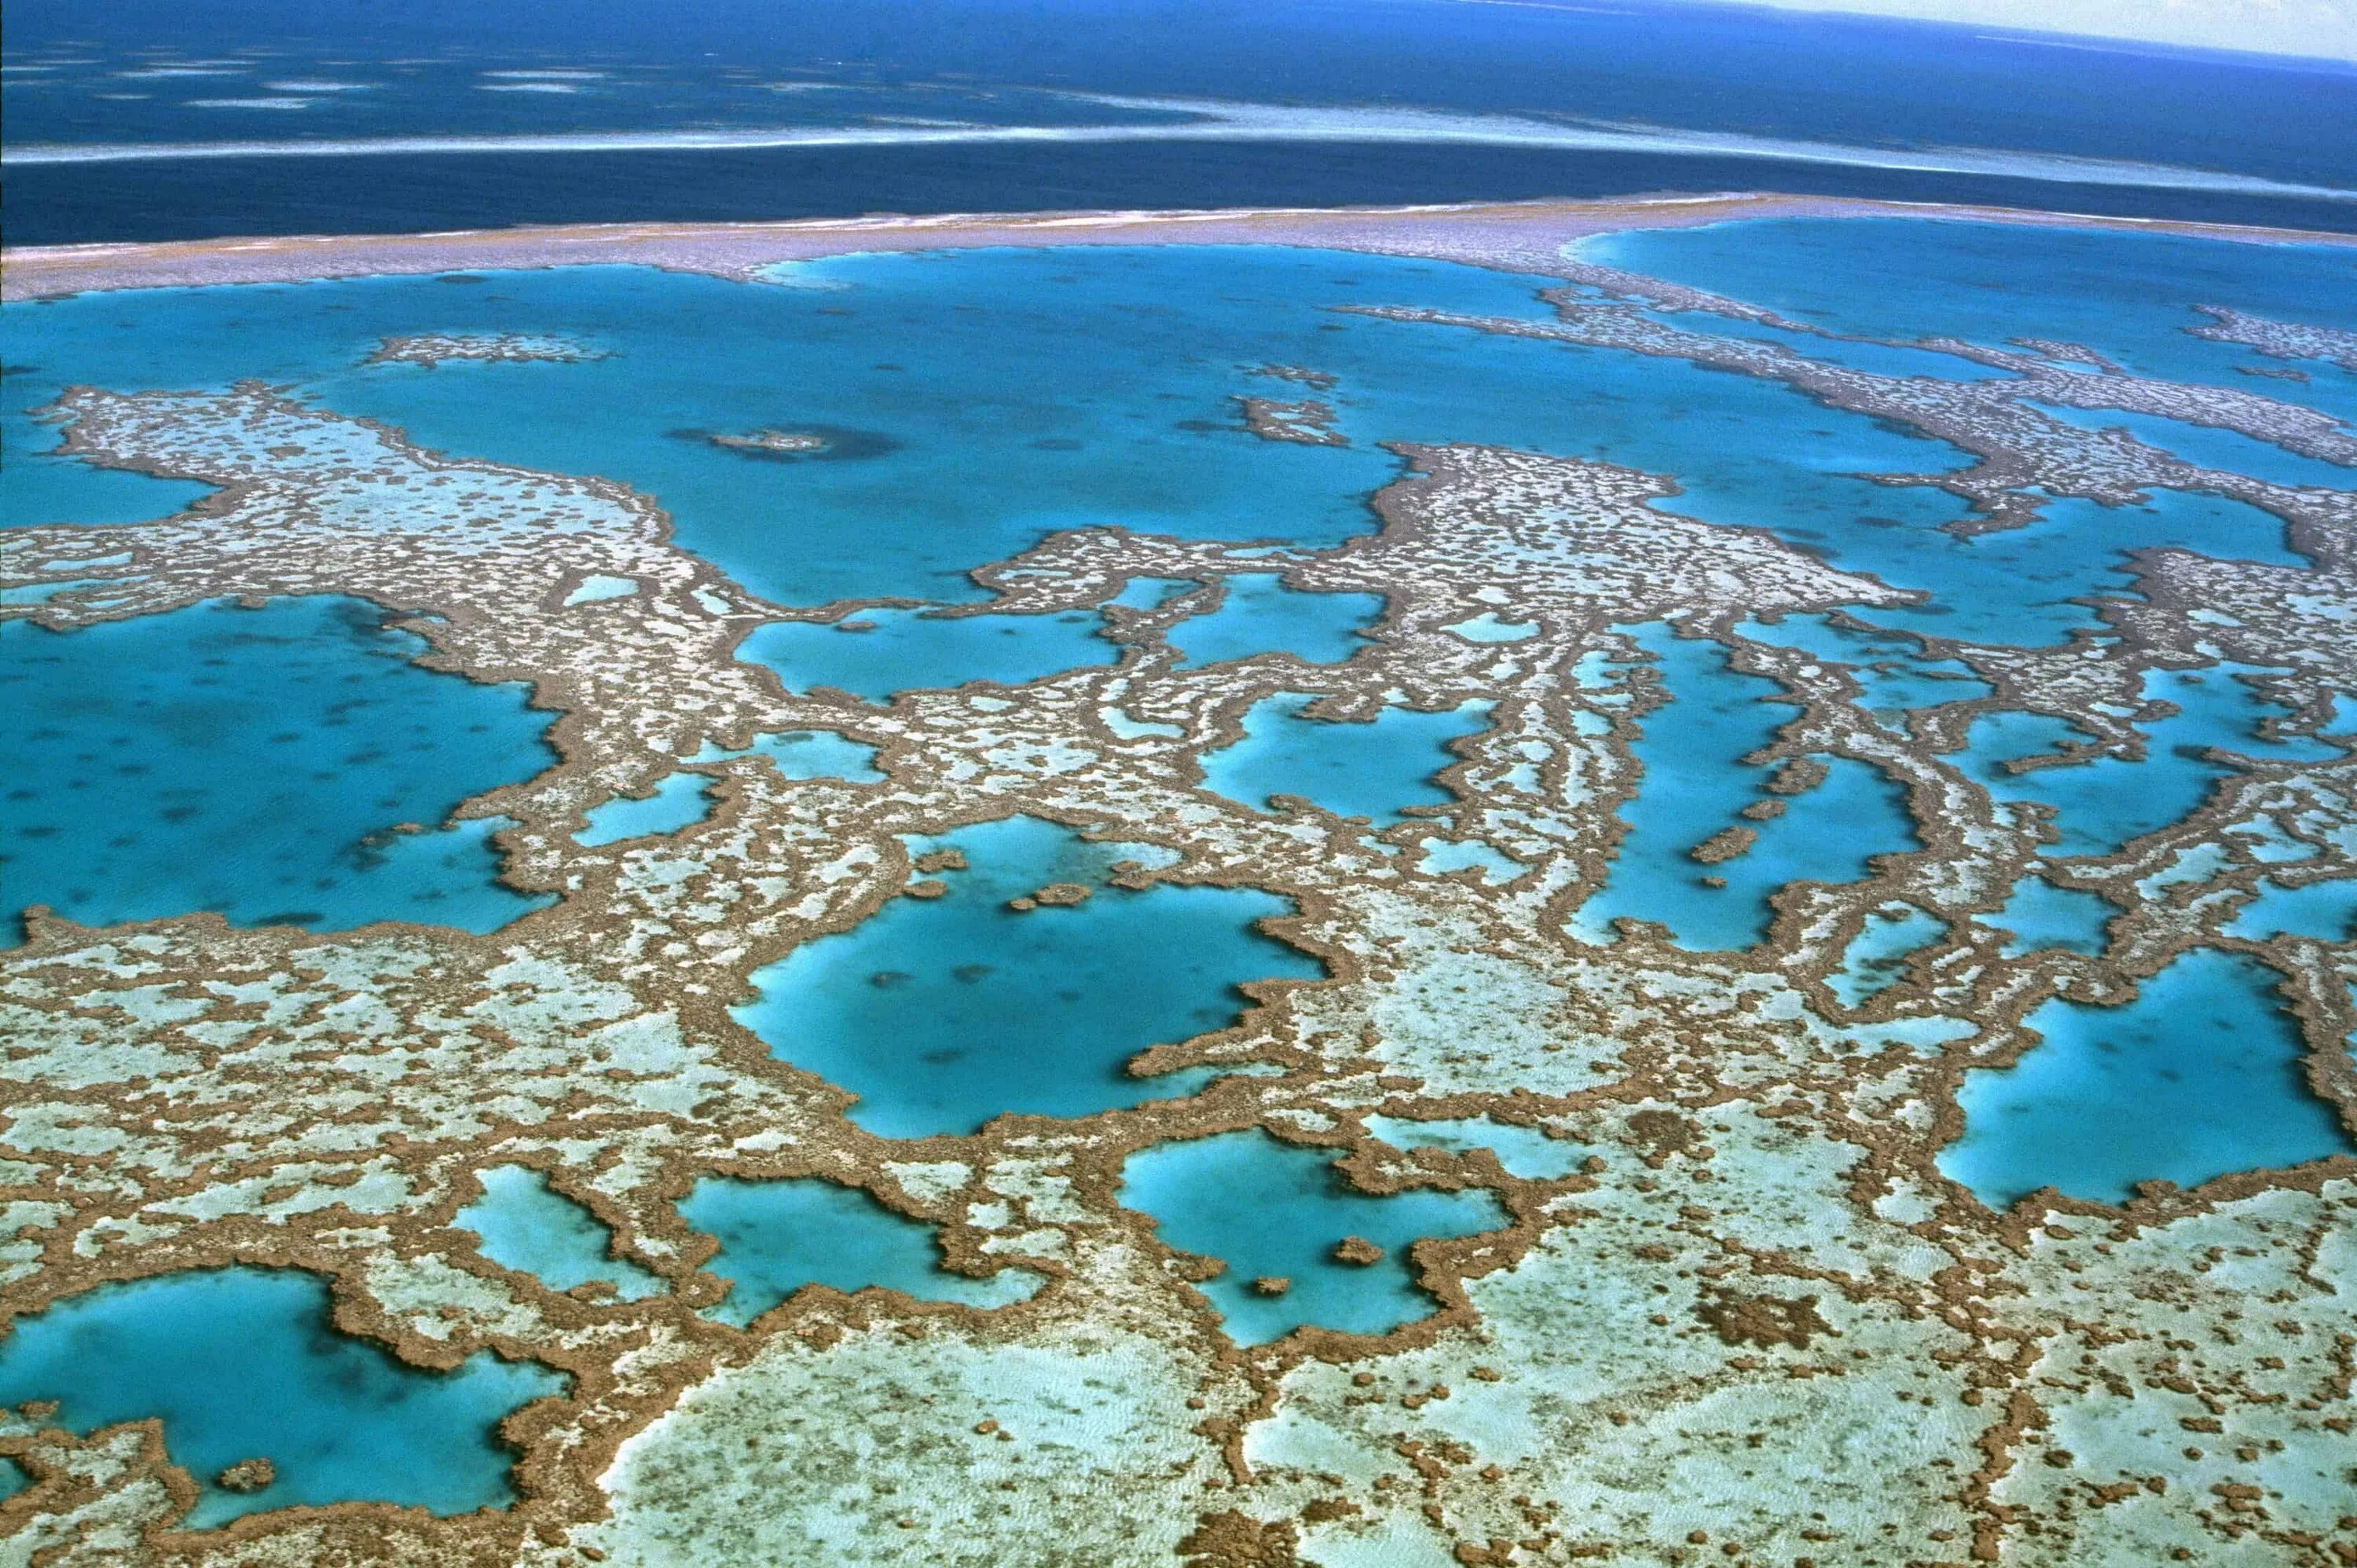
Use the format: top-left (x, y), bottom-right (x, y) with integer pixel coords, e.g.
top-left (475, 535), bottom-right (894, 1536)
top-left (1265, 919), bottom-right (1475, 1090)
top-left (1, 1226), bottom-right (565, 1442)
top-left (2, 200), bottom-right (2354, 1566)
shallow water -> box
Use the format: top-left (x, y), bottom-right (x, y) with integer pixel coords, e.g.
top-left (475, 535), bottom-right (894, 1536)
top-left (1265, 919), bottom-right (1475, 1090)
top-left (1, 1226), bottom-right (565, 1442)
top-left (677, 1177), bottom-right (1039, 1328)
top-left (1952, 665), bottom-right (2337, 858)
top-left (0, 595), bottom-right (557, 943)
top-left (688, 727), bottom-right (885, 782)
top-left (1199, 692), bottom-right (1490, 828)
top-left (1165, 573), bottom-right (1384, 669)
top-left (453, 1167), bottom-right (665, 1302)
top-left (734, 816), bottom-right (1323, 1137)
top-left (738, 605), bottom-right (1122, 702)
top-left (1362, 1116), bottom-right (1590, 1179)
top-left (1827, 904), bottom-right (1948, 1007)
top-left (1573, 625), bottom-right (1918, 950)
top-left (1981, 876), bottom-right (2117, 956)
top-left (1118, 1130), bottom-right (1507, 1344)
top-left (2223, 877), bottom-right (2357, 942)
top-left (574, 771), bottom-right (714, 848)
top-left (0, 1266), bottom-right (565, 1527)
top-left (1584, 218), bottom-right (2357, 423)
top-left (1940, 947), bottom-right (2353, 1207)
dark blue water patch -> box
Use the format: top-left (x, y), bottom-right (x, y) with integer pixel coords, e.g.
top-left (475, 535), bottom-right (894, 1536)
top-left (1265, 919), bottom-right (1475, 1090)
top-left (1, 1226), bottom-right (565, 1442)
top-left (0, 1266), bottom-right (566, 1528)
top-left (1198, 692), bottom-right (1490, 829)
top-left (1573, 625), bottom-right (1919, 951)
top-left (454, 1167), bottom-right (665, 1302)
top-left (676, 1178), bottom-right (1039, 1328)
top-left (733, 815), bottom-right (1324, 1138)
top-left (1166, 574), bottom-right (1384, 669)
top-left (0, 595), bottom-right (559, 944)
top-left (666, 423), bottom-right (901, 463)
top-left (1940, 947), bottom-right (2353, 1208)
top-left (1118, 1129), bottom-right (1508, 1345)
top-left (1951, 665), bottom-right (2339, 858)
top-left (738, 606), bottom-right (1122, 702)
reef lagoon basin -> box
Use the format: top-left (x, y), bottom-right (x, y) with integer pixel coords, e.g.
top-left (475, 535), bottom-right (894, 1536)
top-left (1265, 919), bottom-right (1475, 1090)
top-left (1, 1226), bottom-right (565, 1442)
top-left (4, 19), bottom-right (2357, 1555)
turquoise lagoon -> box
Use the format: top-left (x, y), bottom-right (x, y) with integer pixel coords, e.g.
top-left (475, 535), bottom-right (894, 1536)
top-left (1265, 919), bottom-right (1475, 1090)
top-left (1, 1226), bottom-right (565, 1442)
top-left (454, 1167), bottom-right (665, 1302)
top-left (1941, 947), bottom-right (2352, 1207)
top-left (1119, 1130), bottom-right (1507, 1344)
top-left (1573, 625), bottom-right (1919, 951)
top-left (739, 605), bottom-right (1120, 702)
top-left (1582, 218), bottom-right (2357, 423)
top-left (733, 816), bottom-right (1323, 1137)
top-left (1164, 574), bottom-right (1385, 669)
top-left (574, 771), bottom-right (713, 848)
top-left (1200, 692), bottom-right (1492, 829)
top-left (0, 1267), bottom-right (565, 1527)
top-left (676, 1178), bottom-right (1039, 1328)
top-left (0, 596), bottom-right (557, 943)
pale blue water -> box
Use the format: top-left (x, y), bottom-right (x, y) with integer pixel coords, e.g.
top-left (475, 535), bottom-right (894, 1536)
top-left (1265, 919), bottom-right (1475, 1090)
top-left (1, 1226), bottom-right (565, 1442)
top-left (1941, 947), bottom-right (2353, 1207)
top-left (2223, 878), bottom-right (2357, 942)
top-left (573, 771), bottom-right (713, 847)
top-left (733, 816), bottom-right (1322, 1137)
top-left (0, 595), bottom-right (557, 943)
top-left (1952, 665), bottom-right (2338, 858)
top-left (687, 727), bottom-right (885, 782)
top-left (1118, 1130), bottom-right (1507, 1344)
top-left (1736, 614), bottom-right (1991, 725)
top-left (1585, 219), bottom-right (2357, 423)
top-left (1166, 574), bottom-right (1384, 669)
top-left (1573, 625), bottom-right (1918, 951)
top-left (1827, 905), bottom-right (1948, 1007)
top-left (1199, 693), bottom-right (1490, 828)
top-left (2, 247), bottom-right (2011, 627)
top-left (1443, 613), bottom-right (1538, 644)
top-left (0, 1266), bottom-right (565, 1527)
top-left (1982, 877), bottom-right (2117, 956)
top-left (453, 1167), bottom-right (665, 1302)
top-left (2030, 401), bottom-right (2357, 492)
top-left (1362, 1116), bottom-right (1590, 1179)
top-left (678, 1178), bottom-right (1039, 1328)
top-left (738, 606), bottom-right (1119, 702)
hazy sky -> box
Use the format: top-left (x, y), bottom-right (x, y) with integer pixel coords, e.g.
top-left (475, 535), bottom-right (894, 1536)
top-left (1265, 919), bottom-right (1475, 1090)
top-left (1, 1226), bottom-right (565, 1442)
top-left (1708, 0), bottom-right (2357, 61)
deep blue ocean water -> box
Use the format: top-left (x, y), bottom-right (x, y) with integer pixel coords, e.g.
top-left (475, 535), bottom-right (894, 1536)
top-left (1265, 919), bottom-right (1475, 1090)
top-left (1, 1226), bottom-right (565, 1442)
top-left (7, 0), bottom-right (2356, 244)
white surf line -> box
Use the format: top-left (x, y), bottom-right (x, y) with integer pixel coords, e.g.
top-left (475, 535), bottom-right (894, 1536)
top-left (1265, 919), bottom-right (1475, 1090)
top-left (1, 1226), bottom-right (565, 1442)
top-left (7, 93), bottom-right (2352, 203)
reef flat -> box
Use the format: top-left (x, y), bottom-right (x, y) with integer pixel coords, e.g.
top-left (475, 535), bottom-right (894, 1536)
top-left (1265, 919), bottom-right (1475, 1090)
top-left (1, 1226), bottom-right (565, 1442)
top-left (1, 201), bottom-right (2354, 1566)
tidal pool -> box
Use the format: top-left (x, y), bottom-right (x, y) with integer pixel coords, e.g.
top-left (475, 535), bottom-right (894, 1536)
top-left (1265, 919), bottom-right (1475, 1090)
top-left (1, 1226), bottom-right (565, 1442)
top-left (574, 771), bottom-right (713, 848)
top-left (734, 815), bottom-right (1323, 1136)
top-left (738, 605), bottom-right (1120, 702)
top-left (453, 1167), bottom-right (665, 1302)
top-left (1981, 875), bottom-right (2117, 956)
top-left (1164, 573), bottom-right (1384, 669)
top-left (0, 595), bottom-right (557, 943)
top-left (1572, 625), bottom-right (1918, 950)
top-left (677, 1177), bottom-right (1039, 1328)
top-left (1118, 1130), bottom-right (1508, 1344)
top-left (0, 1266), bottom-right (565, 1527)
top-left (1939, 947), bottom-right (2352, 1207)
top-left (1200, 692), bottom-right (1490, 828)
top-left (688, 727), bottom-right (885, 782)
top-left (1952, 665), bottom-right (2337, 858)
top-left (1827, 903), bottom-right (1948, 1007)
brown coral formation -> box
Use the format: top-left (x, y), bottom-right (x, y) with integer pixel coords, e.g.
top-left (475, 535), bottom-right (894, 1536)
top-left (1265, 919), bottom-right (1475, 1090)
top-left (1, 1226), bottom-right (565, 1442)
top-left (0, 198), bottom-right (2352, 1567)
